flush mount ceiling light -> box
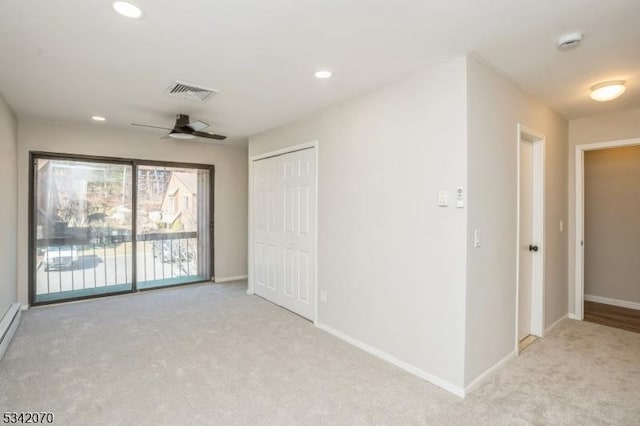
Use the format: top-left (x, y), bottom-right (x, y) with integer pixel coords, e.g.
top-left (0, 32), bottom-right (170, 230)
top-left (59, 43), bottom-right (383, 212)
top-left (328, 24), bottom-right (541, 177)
top-left (91, 115), bottom-right (106, 122)
top-left (314, 70), bottom-right (332, 79)
top-left (590, 80), bottom-right (626, 102)
top-left (112, 1), bottom-right (144, 19)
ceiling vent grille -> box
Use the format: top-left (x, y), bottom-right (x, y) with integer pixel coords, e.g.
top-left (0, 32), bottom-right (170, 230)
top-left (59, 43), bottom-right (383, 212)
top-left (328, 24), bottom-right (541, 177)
top-left (165, 81), bottom-right (218, 101)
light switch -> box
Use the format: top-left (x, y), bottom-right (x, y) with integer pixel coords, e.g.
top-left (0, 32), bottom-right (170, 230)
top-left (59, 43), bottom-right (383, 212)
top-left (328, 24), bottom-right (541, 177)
top-left (474, 229), bottom-right (481, 248)
top-left (438, 191), bottom-right (448, 207)
top-left (559, 220), bottom-right (564, 232)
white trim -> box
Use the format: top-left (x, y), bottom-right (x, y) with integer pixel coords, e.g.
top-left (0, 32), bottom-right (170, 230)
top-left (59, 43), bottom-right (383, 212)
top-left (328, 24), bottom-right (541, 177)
top-left (248, 141), bottom-right (319, 323)
top-left (315, 322), bottom-right (465, 398)
top-left (544, 314), bottom-right (568, 334)
top-left (568, 314), bottom-right (581, 320)
top-left (20, 304), bottom-right (29, 311)
top-left (515, 124), bottom-right (546, 353)
top-left (584, 294), bottom-right (640, 311)
top-left (250, 141), bottom-right (318, 162)
top-left (0, 303), bottom-right (22, 361)
top-left (214, 275), bottom-right (248, 283)
top-left (574, 137), bottom-right (640, 320)
top-left (574, 146), bottom-right (585, 320)
top-left (464, 350), bottom-right (517, 396)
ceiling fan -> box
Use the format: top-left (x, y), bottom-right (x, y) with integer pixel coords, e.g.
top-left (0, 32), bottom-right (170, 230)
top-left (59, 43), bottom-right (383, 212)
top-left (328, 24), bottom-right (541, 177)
top-left (132, 114), bottom-right (227, 140)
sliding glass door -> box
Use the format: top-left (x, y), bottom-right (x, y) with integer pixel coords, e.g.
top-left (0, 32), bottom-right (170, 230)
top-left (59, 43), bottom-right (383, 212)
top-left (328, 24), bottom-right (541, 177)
top-left (136, 165), bottom-right (211, 289)
top-left (31, 154), bottom-right (213, 305)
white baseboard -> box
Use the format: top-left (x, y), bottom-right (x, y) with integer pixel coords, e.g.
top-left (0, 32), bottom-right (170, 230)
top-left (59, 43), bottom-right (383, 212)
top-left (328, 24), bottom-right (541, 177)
top-left (585, 294), bottom-right (640, 311)
top-left (464, 350), bottom-right (517, 396)
top-left (544, 313), bottom-right (568, 335)
top-left (215, 275), bottom-right (248, 283)
top-left (315, 322), bottom-right (465, 398)
top-left (568, 313), bottom-right (581, 320)
top-left (20, 304), bottom-right (29, 311)
top-left (0, 303), bottom-right (22, 361)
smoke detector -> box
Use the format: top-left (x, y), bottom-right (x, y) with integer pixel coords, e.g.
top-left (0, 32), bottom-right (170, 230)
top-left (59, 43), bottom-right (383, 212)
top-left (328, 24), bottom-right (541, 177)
top-left (166, 81), bottom-right (218, 101)
top-left (557, 32), bottom-right (583, 50)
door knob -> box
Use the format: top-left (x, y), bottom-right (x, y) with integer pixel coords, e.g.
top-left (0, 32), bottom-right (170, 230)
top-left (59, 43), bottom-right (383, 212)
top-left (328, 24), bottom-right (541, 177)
top-left (529, 245), bottom-right (539, 252)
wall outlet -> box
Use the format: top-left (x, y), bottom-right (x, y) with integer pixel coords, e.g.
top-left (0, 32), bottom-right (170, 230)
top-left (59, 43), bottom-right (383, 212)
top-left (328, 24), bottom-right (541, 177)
top-left (320, 290), bottom-right (327, 303)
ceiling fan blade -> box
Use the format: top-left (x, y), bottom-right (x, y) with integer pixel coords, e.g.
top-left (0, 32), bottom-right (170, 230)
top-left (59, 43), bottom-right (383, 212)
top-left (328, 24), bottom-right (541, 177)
top-left (131, 123), bottom-right (174, 131)
top-left (193, 131), bottom-right (227, 140)
top-left (186, 120), bottom-right (209, 132)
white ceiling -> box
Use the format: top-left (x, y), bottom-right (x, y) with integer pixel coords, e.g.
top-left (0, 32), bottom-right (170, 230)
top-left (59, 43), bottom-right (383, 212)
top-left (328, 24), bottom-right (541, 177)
top-left (0, 0), bottom-right (638, 144)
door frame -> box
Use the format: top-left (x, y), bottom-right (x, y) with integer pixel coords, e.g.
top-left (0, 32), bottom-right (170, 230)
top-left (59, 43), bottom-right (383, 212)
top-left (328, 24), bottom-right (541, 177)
top-left (515, 124), bottom-right (546, 351)
top-left (573, 137), bottom-right (640, 320)
top-left (247, 140), bottom-right (319, 323)
top-left (28, 151), bottom-right (215, 306)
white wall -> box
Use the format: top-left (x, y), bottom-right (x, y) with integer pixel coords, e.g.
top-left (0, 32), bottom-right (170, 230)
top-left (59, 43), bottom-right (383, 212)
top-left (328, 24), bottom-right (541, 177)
top-left (568, 108), bottom-right (640, 315)
top-left (0, 92), bottom-right (18, 318)
top-left (249, 58), bottom-right (469, 389)
top-left (465, 59), bottom-right (568, 385)
top-left (17, 119), bottom-right (248, 305)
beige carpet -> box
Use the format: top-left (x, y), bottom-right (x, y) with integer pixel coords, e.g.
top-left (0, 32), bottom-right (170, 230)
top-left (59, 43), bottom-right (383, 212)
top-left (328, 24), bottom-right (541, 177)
top-left (1, 281), bottom-right (639, 425)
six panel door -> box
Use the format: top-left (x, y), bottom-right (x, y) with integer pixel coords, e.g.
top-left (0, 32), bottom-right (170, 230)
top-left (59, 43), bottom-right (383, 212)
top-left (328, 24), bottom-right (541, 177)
top-left (253, 148), bottom-right (316, 320)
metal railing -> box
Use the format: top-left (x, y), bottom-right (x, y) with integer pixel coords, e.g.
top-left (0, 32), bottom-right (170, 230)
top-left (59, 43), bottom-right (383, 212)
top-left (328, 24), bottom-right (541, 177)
top-left (35, 232), bottom-right (199, 296)
top-left (137, 232), bottom-right (199, 285)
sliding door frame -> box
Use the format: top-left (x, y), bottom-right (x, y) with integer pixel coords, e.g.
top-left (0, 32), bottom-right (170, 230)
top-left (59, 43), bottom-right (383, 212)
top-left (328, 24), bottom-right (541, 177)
top-left (29, 151), bottom-right (215, 306)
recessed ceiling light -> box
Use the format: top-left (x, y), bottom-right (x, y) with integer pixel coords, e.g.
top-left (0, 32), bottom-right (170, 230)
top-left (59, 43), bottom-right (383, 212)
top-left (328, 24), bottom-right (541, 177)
top-left (112, 1), bottom-right (144, 19)
top-left (590, 81), bottom-right (626, 102)
top-left (91, 115), bottom-right (106, 122)
top-left (314, 70), bottom-right (333, 79)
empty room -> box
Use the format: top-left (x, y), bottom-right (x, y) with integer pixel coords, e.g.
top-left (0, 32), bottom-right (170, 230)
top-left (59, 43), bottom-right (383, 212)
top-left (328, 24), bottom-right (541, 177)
top-left (1, 1), bottom-right (639, 424)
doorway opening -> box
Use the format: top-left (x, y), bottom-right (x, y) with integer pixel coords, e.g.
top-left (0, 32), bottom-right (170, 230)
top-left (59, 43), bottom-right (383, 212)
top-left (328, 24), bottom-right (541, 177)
top-left (29, 152), bottom-right (214, 305)
top-left (516, 124), bottom-right (545, 353)
top-left (574, 139), bottom-right (640, 331)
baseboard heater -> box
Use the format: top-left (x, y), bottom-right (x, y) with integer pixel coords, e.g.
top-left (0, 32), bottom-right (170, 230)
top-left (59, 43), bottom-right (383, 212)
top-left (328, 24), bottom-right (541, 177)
top-left (0, 303), bottom-right (21, 361)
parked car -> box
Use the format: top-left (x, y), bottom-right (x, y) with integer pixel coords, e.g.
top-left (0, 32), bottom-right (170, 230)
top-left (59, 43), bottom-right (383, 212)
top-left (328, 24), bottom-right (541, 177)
top-left (43, 246), bottom-right (79, 271)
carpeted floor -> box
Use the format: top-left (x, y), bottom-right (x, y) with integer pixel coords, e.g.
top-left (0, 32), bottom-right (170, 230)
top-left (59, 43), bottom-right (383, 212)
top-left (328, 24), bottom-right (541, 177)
top-left (1, 281), bottom-right (639, 425)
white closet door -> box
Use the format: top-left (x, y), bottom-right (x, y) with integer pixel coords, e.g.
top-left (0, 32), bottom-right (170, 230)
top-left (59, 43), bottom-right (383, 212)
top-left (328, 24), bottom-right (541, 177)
top-left (253, 148), bottom-right (316, 320)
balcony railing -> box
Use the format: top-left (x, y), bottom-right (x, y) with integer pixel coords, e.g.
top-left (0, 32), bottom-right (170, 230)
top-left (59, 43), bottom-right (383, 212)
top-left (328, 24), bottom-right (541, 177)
top-left (35, 232), bottom-right (200, 298)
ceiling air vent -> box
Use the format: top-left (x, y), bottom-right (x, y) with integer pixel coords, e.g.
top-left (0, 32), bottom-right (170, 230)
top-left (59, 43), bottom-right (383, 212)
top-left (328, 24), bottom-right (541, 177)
top-left (165, 81), bottom-right (218, 101)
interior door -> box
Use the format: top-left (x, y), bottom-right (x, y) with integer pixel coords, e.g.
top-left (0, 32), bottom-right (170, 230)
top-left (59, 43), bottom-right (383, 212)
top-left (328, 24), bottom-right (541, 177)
top-left (253, 157), bottom-right (282, 302)
top-left (253, 148), bottom-right (316, 320)
top-left (518, 139), bottom-right (534, 341)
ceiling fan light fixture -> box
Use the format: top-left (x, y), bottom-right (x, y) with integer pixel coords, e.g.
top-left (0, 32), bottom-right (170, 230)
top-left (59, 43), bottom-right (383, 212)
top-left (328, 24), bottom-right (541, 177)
top-left (590, 80), bottom-right (626, 102)
top-left (168, 131), bottom-right (196, 140)
top-left (112, 1), bottom-right (144, 19)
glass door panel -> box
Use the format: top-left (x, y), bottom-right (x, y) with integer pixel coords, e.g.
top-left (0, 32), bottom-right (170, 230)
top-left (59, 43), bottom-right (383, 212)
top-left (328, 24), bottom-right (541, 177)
top-left (136, 165), bottom-right (211, 289)
top-left (34, 158), bottom-right (133, 303)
